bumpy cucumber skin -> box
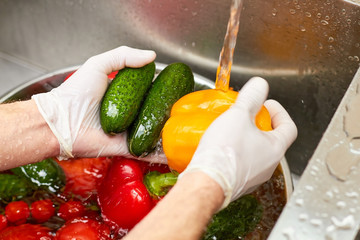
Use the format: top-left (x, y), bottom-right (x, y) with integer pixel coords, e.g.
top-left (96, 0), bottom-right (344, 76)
top-left (11, 158), bottom-right (65, 193)
top-left (100, 62), bottom-right (156, 134)
top-left (128, 62), bottom-right (195, 157)
top-left (0, 174), bottom-right (33, 203)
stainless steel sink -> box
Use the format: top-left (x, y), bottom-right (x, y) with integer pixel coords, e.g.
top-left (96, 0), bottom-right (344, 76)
top-left (1, 0), bottom-right (359, 178)
top-left (0, 0), bottom-right (360, 237)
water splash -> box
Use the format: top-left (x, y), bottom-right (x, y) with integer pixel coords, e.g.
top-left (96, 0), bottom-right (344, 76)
top-left (215, 0), bottom-right (243, 92)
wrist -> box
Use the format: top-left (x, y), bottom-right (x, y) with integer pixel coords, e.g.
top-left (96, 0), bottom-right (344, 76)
top-left (27, 99), bottom-right (60, 158)
top-left (175, 171), bottom-right (225, 213)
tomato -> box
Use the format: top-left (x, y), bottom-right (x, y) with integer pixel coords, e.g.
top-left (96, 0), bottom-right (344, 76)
top-left (5, 201), bottom-right (30, 225)
top-left (0, 214), bottom-right (7, 231)
top-left (0, 224), bottom-right (52, 240)
top-left (97, 157), bottom-right (154, 230)
top-left (30, 199), bottom-right (55, 223)
top-left (56, 157), bottom-right (112, 199)
top-left (55, 218), bottom-right (110, 240)
top-left (57, 200), bottom-right (85, 221)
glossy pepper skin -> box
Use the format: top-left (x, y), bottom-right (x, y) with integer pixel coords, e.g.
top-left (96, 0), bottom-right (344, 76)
top-left (162, 89), bottom-right (272, 173)
top-left (97, 157), bottom-right (154, 230)
top-left (97, 157), bottom-right (178, 231)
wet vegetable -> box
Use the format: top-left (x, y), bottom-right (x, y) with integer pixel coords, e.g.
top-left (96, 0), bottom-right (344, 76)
top-left (162, 88), bottom-right (272, 173)
top-left (203, 195), bottom-right (263, 240)
top-left (97, 157), bottom-right (154, 230)
top-left (4, 201), bottom-right (30, 225)
top-left (100, 62), bottom-right (156, 134)
top-left (97, 157), bottom-right (177, 230)
top-left (0, 223), bottom-right (52, 239)
top-left (55, 217), bottom-right (111, 240)
top-left (143, 171), bottom-right (178, 198)
top-left (0, 174), bottom-right (33, 203)
top-left (128, 62), bottom-right (194, 157)
top-left (11, 158), bottom-right (65, 193)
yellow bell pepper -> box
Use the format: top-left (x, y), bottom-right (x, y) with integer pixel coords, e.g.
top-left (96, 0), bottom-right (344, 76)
top-left (162, 89), bottom-right (272, 173)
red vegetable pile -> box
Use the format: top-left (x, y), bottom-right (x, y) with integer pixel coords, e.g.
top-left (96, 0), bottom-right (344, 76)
top-left (0, 156), bottom-right (176, 239)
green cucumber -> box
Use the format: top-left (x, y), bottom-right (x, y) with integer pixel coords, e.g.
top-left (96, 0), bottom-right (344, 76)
top-left (128, 62), bottom-right (195, 157)
top-left (100, 62), bottom-right (156, 134)
top-left (0, 174), bottom-right (33, 203)
top-left (11, 158), bottom-right (65, 193)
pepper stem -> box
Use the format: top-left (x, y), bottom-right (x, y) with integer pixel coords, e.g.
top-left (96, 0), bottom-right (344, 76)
top-left (144, 171), bottom-right (179, 198)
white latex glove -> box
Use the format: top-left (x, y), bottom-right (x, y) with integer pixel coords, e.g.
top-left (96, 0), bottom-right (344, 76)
top-left (32, 46), bottom-right (166, 163)
top-left (179, 77), bottom-right (297, 209)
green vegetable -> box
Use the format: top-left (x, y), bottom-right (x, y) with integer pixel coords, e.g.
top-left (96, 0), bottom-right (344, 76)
top-left (144, 171), bottom-right (178, 198)
top-left (0, 174), bottom-right (33, 203)
top-left (203, 195), bottom-right (263, 240)
top-left (100, 62), bottom-right (156, 134)
top-left (11, 158), bottom-right (65, 193)
top-left (128, 62), bottom-right (195, 156)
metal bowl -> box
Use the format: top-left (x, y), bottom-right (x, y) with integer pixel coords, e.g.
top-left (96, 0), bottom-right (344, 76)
top-left (0, 63), bottom-right (293, 198)
top-left (0, 62), bottom-right (293, 197)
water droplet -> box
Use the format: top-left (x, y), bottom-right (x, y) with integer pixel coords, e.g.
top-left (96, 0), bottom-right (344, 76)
top-left (319, 42), bottom-right (324, 49)
top-left (272, 8), bottom-right (278, 16)
top-left (347, 19), bottom-right (352, 24)
top-left (325, 225), bottom-right (336, 240)
top-left (326, 142), bottom-right (357, 181)
top-left (325, 15), bottom-right (330, 21)
top-left (354, 56), bottom-right (359, 62)
top-left (331, 215), bottom-right (355, 229)
top-left (295, 198), bottom-right (304, 206)
top-left (324, 190), bottom-right (334, 202)
top-left (282, 227), bottom-right (295, 239)
top-left (310, 218), bottom-right (322, 227)
top-left (305, 12), bottom-right (312, 17)
top-left (312, 165), bottom-right (319, 171)
top-left (299, 213), bottom-right (308, 221)
top-left (317, 13), bottom-right (322, 18)
top-left (300, 25), bottom-right (306, 32)
top-left (328, 37), bottom-right (334, 42)
top-left (337, 201), bottom-right (347, 209)
top-left (344, 94), bottom-right (360, 137)
top-left (346, 191), bottom-right (359, 198)
top-left (321, 20), bottom-right (329, 25)
top-left (289, 9), bottom-right (296, 14)
top-left (350, 138), bottom-right (360, 154)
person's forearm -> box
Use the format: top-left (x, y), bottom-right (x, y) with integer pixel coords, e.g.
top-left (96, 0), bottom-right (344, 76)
top-left (0, 100), bottom-right (59, 170)
top-left (124, 171), bottom-right (224, 240)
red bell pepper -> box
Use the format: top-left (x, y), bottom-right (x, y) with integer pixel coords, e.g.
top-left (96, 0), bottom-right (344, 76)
top-left (97, 157), bottom-right (178, 231)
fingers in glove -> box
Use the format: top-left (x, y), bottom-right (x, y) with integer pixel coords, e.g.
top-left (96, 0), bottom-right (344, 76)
top-left (264, 99), bottom-right (298, 150)
top-left (86, 46), bottom-right (156, 75)
top-left (234, 77), bottom-right (269, 117)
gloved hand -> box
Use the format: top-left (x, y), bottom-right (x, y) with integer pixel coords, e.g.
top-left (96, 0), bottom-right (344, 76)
top-left (32, 46), bottom-right (166, 163)
top-left (179, 77), bottom-right (297, 209)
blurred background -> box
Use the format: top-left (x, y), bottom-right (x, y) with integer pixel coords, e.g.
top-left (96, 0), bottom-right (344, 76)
top-left (0, 0), bottom-right (359, 178)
